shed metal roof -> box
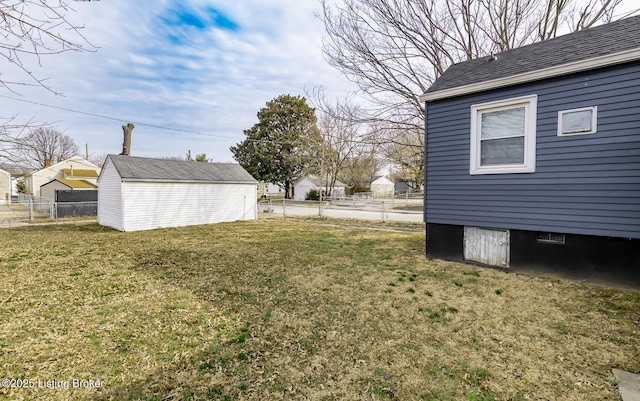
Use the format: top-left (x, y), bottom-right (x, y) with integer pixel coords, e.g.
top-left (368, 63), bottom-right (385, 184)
top-left (57, 179), bottom-right (97, 189)
top-left (422, 15), bottom-right (640, 101)
top-left (42, 178), bottom-right (97, 189)
top-left (105, 155), bottom-right (257, 183)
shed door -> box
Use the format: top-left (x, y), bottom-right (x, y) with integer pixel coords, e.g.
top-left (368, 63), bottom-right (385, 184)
top-left (464, 227), bottom-right (510, 267)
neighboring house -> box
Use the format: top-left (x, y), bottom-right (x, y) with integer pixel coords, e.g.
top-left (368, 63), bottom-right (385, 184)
top-left (370, 176), bottom-right (395, 198)
top-left (0, 169), bottom-right (10, 204)
top-left (265, 182), bottom-right (285, 197)
top-left (0, 163), bottom-right (29, 201)
top-left (293, 177), bottom-right (346, 201)
top-left (420, 16), bottom-right (640, 287)
top-left (25, 156), bottom-right (101, 198)
top-left (98, 155), bottom-right (258, 232)
top-left (40, 179), bottom-right (97, 201)
top-left (257, 182), bottom-right (285, 198)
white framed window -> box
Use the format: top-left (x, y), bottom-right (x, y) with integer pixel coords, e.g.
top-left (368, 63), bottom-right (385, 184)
top-left (470, 95), bottom-right (537, 175)
top-left (558, 106), bottom-right (597, 136)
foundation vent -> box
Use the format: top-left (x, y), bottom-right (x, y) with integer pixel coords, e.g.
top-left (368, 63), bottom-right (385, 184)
top-left (536, 232), bottom-right (566, 244)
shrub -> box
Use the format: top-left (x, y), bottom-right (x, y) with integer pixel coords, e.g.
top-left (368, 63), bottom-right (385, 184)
top-left (305, 189), bottom-right (320, 201)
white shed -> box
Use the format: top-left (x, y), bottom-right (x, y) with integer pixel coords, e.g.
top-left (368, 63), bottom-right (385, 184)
top-left (98, 155), bottom-right (258, 232)
top-left (293, 176), bottom-right (346, 201)
top-left (370, 176), bottom-right (395, 198)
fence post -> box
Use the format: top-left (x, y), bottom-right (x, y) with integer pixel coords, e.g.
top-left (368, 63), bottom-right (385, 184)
top-left (319, 191), bottom-right (323, 217)
top-left (282, 198), bottom-right (286, 217)
top-left (28, 199), bottom-right (33, 221)
top-left (381, 201), bottom-right (385, 223)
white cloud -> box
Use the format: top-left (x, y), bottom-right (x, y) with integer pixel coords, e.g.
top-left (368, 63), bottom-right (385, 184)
top-left (0, 0), bottom-right (357, 162)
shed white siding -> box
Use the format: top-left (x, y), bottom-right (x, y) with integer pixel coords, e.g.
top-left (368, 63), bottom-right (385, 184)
top-left (121, 181), bottom-right (256, 232)
top-left (97, 159), bottom-right (124, 231)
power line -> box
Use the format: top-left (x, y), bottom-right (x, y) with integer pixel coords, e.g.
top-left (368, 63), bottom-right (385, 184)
top-left (0, 94), bottom-right (237, 140)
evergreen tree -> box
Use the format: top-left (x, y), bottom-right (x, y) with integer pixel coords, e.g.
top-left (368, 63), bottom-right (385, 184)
top-left (231, 94), bottom-right (321, 198)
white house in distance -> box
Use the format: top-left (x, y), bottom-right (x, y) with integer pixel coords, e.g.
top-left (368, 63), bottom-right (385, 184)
top-left (370, 176), bottom-right (395, 198)
top-left (98, 155), bottom-right (258, 232)
top-left (25, 156), bottom-right (101, 198)
top-left (0, 169), bottom-right (10, 204)
top-left (293, 176), bottom-right (346, 201)
top-left (257, 182), bottom-right (285, 198)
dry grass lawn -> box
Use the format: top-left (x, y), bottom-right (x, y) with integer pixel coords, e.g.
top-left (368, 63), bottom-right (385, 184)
top-left (0, 218), bottom-right (638, 401)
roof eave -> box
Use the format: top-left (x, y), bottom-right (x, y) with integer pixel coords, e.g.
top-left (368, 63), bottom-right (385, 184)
top-left (420, 48), bottom-right (640, 103)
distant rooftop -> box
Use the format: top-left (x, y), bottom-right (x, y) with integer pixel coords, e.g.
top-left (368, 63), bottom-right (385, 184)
top-left (63, 168), bottom-right (99, 178)
top-left (56, 179), bottom-right (98, 189)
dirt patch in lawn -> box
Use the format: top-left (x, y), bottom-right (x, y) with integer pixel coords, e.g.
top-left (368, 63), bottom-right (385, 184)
top-left (0, 218), bottom-right (638, 401)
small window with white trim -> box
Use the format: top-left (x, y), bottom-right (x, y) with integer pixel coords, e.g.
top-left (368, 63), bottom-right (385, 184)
top-left (470, 95), bottom-right (537, 175)
top-left (558, 106), bottom-right (597, 136)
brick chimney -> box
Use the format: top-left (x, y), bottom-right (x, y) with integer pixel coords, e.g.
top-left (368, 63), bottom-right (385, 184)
top-left (44, 159), bottom-right (52, 168)
top-left (120, 123), bottom-right (134, 156)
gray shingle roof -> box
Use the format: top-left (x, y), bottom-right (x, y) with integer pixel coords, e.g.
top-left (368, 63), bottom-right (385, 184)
top-left (106, 155), bottom-right (257, 183)
top-left (425, 15), bottom-right (640, 96)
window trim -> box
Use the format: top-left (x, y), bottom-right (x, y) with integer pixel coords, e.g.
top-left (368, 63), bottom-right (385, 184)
top-left (557, 106), bottom-right (597, 136)
top-left (470, 95), bottom-right (537, 175)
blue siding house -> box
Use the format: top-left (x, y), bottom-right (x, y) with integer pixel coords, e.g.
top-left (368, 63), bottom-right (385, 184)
top-left (421, 16), bottom-right (640, 287)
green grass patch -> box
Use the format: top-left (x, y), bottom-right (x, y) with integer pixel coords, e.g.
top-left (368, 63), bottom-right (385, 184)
top-left (0, 218), bottom-right (636, 401)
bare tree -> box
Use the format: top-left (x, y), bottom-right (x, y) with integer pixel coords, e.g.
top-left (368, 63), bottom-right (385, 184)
top-left (0, 115), bottom-right (35, 166)
top-left (17, 127), bottom-right (79, 169)
top-left (338, 147), bottom-right (384, 192)
top-left (384, 129), bottom-right (425, 188)
top-left (321, 0), bottom-right (632, 162)
top-left (0, 0), bottom-right (94, 94)
top-left (0, 1), bottom-right (95, 166)
top-left (89, 151), bottom-right (107, 167)
top-left (309, 89), bottom-right (371, 196)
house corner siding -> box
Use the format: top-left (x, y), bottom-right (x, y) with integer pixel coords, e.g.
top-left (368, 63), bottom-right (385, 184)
top-left (424, 62), bottom-right (640, 288)
top-left (425, 62), bottom-right (640, 240)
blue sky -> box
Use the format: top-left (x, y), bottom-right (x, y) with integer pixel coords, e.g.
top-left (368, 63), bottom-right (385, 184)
top-left (0, 1), bottom-right (358, 163)
top-left (1, 0), bottom-right (637, 165)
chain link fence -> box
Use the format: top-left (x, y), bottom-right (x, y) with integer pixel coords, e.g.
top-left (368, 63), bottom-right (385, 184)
top-left (1, 195), bottom-right (97, 227)
top-left (1, 190), bottom-right (424, 227)
top-left (258, 190), bottom-right (423, 223)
